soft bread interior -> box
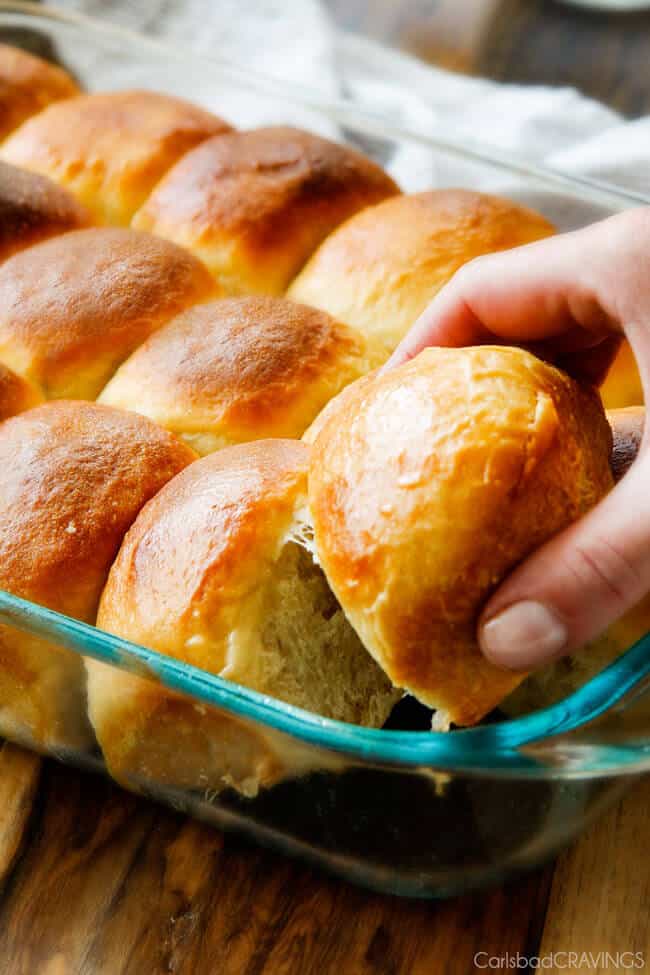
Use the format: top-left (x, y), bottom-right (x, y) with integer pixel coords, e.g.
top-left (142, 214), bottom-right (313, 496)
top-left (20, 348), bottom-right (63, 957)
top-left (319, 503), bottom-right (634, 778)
top-left (193, 501), bottom-right (400, 729)
top-left (89, 502), bottom-right (399, 797)
top-left (230, 531), bottom-right (401, 727)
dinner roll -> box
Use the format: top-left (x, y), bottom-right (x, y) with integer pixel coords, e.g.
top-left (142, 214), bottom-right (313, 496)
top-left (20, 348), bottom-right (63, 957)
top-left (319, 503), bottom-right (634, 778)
top-left (0, 361), bottom-right (42, 421)
top-left (608, 405), bottom-right (644, 482)
top-left (0, 43), bottom-right (79, 141)
top-left (308, 346), bottom-right (613, 727)
top-left (0, 160), bottom-right (91, 262)
top-left (99, 296), bottom-right (373, 454)
top-left (89, 440), bottom-right (400, 794)
top-left (0, 401), bottom-right (196, 751)
top-left (289, 190), bottom-right (555, 360)
top-left (0, 227), bottom-right (216, 399)
top-left (503, 405), bottom-right (646, 717)
top-left (1, 90), bottom-right (231, 224)
top-left (131, 126), bottom-right (399, 294)
top-left (600, 340), bottom-right (643, 409)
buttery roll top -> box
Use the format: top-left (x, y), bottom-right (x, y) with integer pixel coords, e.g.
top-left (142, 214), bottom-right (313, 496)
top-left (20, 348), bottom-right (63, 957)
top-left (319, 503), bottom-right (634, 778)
top-left (0, 160), bottom-right (91, 262)
top-left (308, 346), bottom-right (613, 727)
top-left (289, 189), bottom-right (555, 360)
top-left (131, 125), bottom-right (400, 294)
top-left (89, 439), bottom-right (399, 793)
top-left (98, 295), bottom-right (373, 454)
top-left (0, 227), bottom-right (217, 399)
top-left (0, 361), bottom-right (42, 421)
top-left (0, 43), bottom-right (79, 140)
top-left (0, 401), bottom-right (196, 750)
top-left (1, 90), bottom-right (232, 224)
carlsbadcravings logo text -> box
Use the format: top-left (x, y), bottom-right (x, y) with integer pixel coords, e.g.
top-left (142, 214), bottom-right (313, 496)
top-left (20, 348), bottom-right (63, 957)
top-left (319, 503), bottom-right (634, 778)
top-left (474, 952), bottom-right (645, 969)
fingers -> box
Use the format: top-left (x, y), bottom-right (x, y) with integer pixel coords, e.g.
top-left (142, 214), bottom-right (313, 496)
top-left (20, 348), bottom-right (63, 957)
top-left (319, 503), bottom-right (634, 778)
top-left (386, 208), bottom-right (650, 372)
top-left (383, 207), bottom-right (650, 673)
top-left (478, 449), bottom-right (650, 670)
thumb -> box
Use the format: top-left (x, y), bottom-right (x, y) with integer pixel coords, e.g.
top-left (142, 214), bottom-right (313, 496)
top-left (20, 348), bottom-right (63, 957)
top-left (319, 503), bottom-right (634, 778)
top-left (479, 449), bottom-right (650, 670)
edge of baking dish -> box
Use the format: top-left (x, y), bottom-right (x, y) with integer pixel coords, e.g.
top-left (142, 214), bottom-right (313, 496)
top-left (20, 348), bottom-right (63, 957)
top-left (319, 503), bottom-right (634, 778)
top-left (1, 0), bottom-right (650, 212)
top-left (1, 1), bottom-right (650, 780)
top-left (2, 589), bottom-right (650, 779)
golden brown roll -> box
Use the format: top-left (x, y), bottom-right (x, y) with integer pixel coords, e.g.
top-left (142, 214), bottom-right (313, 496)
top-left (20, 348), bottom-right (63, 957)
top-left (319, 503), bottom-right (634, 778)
top-left (600, 340), bottom-right (643, 409)
top-left (98, 296), bottom-right (374, 454)
top-left (0, 227), bottom-right (217, 399)
top-left (308, 346), bottom-right (613, 727)
top-left (88, 439), bottom-right (400, 793)
top-left (289, 189), bottom-right (555, 360)
top-left (0, 401), bottom-right (196, 751)
top-left (0, 43), bottom-right (79, 141)
top-left (0, 361), bottom-right (42, 421)
top-left (1, 90), bottom-right (232, 225)
top-left (131, 126), bottom-right (400, 295)
top-left (503, 405), bottom-right (647, 717)
top-left (0, 160), bottom-right (91, 262)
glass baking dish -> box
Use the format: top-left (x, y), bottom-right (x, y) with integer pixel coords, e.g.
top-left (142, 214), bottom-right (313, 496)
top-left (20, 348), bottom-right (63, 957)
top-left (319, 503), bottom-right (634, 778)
top-left (1, 0), bottom-right (650, 899)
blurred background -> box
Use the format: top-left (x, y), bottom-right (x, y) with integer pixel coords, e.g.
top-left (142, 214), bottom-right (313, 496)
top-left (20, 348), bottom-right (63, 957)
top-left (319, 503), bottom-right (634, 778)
top-left (325, 0), bottom-right (650, 115)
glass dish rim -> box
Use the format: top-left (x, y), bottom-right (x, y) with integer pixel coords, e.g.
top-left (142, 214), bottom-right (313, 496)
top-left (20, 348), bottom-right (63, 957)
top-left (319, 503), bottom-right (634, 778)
top-left (1, 1), bottom-right (650, 781)
top-left (3, 589), bottom-right (650, 780)
top-left (2, 0), bottom-right (650, 214)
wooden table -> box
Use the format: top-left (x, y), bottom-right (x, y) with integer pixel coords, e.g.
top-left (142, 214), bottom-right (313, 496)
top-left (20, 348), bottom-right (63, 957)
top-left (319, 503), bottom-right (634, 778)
top-left (2, 3), bottom-right (650, 972)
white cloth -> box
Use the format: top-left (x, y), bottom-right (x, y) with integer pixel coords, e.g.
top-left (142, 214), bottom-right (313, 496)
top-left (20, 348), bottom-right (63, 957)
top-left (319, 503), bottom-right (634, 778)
top-left (55, 0), bottom-right (650, 221)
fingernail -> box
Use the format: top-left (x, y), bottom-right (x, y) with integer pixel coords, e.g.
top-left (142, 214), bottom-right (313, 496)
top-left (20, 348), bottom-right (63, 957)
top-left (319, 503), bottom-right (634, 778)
top-left (480, 601), bottom-right (568, 670)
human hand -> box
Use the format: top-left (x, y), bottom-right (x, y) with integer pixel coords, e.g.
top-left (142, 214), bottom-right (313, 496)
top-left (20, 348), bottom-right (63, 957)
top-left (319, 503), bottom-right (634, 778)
top-left (387, 208), bottom-right (650, 671)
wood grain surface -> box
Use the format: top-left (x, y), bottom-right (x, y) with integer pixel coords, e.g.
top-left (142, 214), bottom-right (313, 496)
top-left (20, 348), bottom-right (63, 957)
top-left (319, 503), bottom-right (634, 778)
top-left (0, 743), bottom-right (648, 974)
top-left (0, 745), bottom-right (557, 975)
top-left (1, 2), bottom-right (649, 973)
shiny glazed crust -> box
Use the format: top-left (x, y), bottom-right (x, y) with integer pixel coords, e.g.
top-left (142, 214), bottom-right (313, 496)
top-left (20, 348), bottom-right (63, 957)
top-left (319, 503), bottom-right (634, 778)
top-left (98, 295), bottom-right (373, 453)
top-left (1, 90), bottom-right (232, 224)
top-left (91, 440), bottom-right (311, 790)
top-left (132, 126), bottom-right (399, 294)
top-left (96, 440), bottom-right (310, 670)
top-left (0, 227), bottom-right (217, 399)
top-left (0, 43), bottom-right (79, 140)
top-left (91, 438), bottom-right (398, 791)
top-left (289, 189), bottom-right (555, 358)
top-left (308, 346), bottom-right (614, 726)
top-left (0, 401), bottom-right (197, 749)
top-left (0, 160), bottom-right (91, 262)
